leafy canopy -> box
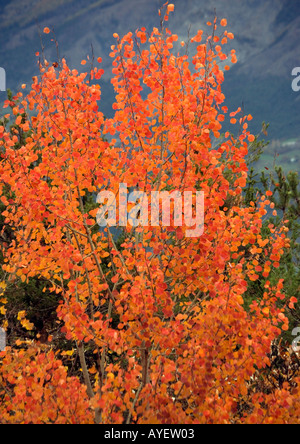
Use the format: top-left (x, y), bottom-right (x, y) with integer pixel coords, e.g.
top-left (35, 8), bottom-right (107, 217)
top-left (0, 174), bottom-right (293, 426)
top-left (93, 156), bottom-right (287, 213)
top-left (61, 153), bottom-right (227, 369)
top-left (0, 4), bottom-right (299, 424)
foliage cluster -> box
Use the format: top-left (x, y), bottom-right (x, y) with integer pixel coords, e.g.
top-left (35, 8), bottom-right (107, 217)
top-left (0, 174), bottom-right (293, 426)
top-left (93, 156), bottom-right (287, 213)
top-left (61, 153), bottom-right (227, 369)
top-left (0, 4), bottom-right (299, 424)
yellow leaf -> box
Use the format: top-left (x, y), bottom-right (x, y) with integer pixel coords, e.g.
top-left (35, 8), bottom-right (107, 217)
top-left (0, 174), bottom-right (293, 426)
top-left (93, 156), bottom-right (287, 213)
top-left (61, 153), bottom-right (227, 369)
top-left (0, 282), bottom-right (6, 296)
top-left (21, 319), bottom-right (34, 331)
top-left (17, 310), bottom-right (26, 321)
top-left (0, 307), bottom-right (6, 315)
top-left (65, 350), bottom-right (75, 357)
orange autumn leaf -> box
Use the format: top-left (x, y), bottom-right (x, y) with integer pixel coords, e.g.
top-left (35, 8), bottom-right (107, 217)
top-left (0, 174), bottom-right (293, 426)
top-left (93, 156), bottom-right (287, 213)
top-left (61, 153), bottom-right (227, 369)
top-left (262, 307), bottom-right (270, 316)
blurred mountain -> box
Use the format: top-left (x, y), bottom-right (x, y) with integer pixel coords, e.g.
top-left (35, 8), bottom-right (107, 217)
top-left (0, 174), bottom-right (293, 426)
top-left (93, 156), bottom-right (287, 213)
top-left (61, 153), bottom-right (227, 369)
top-left (0, 0), bottom-right (300, 151)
